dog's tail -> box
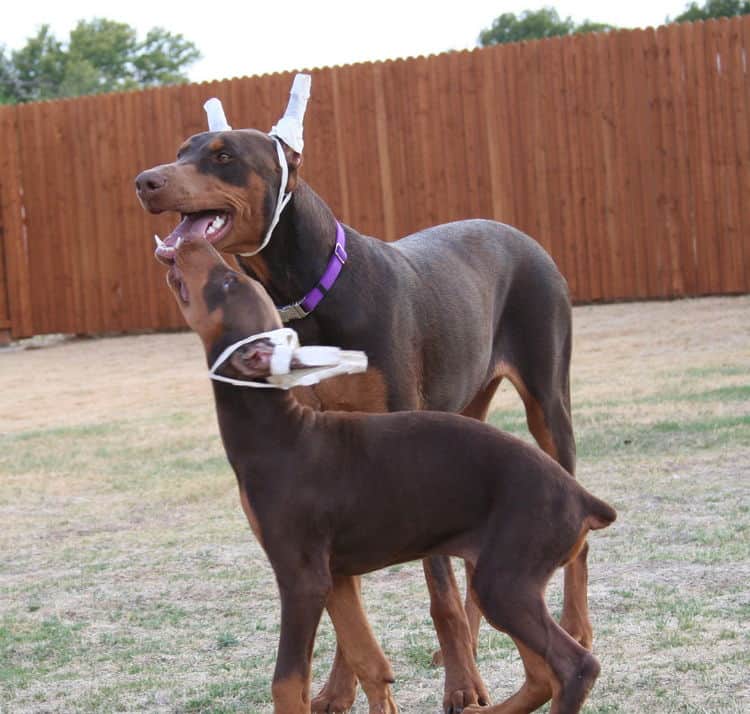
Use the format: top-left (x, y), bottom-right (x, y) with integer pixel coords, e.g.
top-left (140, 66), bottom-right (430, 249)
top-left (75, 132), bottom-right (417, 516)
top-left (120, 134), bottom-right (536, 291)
top-left (584, 492), bottom-right (617, 531)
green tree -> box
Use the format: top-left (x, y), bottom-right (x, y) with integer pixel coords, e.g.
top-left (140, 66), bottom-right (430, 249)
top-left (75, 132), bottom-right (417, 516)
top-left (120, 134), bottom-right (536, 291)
top-left (671, 0), bottom-right (750, 22)
top-left (478, 7), bottom-right (615, 46)
top-left (0, 48), bottom-right (18, 104)
top-left (7, 25), bottom-right (66, 102)
top-left (0, 19), bottom-right (200, 104)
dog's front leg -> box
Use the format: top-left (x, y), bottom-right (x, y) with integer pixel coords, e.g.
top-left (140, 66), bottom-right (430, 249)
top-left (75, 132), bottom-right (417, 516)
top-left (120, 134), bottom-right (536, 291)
top-left (325, 574), bottom-right (398, 714)
top-left (272, 573), bottom-right (331, 714)
top-left (424, 556), bottom-right (490, 712)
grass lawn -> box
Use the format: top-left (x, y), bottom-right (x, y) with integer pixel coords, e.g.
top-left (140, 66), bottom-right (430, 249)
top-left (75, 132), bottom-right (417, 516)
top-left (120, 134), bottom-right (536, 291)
top-left (1, 295), bottom-right (748, 713)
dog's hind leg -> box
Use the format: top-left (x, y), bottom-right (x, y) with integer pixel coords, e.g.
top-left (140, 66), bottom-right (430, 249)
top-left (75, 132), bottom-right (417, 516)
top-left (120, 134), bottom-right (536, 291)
top-left (465, 568), bottom-right (599, 714)
top-left (321, 575), bottom-right (398, 714)
top-left (499, 349), bottom-right (592, 650)
top-left (456, 377), bottom-right (504, 661)
top-left (424, 556), bottom-right (490, 713)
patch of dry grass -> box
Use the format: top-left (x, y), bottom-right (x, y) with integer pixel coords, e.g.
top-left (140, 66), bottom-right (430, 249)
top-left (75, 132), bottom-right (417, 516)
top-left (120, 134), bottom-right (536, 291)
top-left (1, 296), bottom-right (748, 713)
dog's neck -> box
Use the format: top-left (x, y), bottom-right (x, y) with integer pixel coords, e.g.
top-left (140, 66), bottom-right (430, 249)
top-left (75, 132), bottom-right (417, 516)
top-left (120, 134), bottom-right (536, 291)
top-left (237, 181), bottom-right (340, 309)
top-left (210, 379), bottom-right (312, 470)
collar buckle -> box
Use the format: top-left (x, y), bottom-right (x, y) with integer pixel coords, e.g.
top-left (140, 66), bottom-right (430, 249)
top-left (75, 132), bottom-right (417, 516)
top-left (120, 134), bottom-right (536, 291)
top-left (334, 241), bottom-right (347, 265)
top-left (278, 302), bottom-right (310, 323)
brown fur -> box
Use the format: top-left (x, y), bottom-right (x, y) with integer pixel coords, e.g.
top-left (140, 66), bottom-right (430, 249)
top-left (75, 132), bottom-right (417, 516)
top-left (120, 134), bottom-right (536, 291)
top-left (162, 236), bottom-right (616, 714)
top-left (137, 126), bottom-right (587, 712)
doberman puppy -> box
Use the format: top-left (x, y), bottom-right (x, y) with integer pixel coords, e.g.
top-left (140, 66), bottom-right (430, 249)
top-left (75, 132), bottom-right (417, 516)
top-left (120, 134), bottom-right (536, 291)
top-left (136, 126), bottom-right (582, 713)
top-left (163, 234), bottom-right (616, 714)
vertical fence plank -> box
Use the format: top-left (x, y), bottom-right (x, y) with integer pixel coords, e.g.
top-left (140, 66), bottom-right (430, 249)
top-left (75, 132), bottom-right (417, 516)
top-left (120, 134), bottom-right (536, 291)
top-left (731, 17), bottom-right (750, 291)
top-left (647, 27), bottom-right (673, 297)
top-left (710, 19), bottom-right (744, 293)
top-left (692, 20), bottom-right (723, 293)
top-left (666, 22), bottom-right (698, 296)
top-left (372, 63), bottom-right (396, 241)
top-left (559, 36), bottom-right (586, 301)
top-left (495, 43), bottom-right (523, 229)
top-left (0, 106), bottom-right (32, 337)
top-left (580, 33), bottom-right (606, 301)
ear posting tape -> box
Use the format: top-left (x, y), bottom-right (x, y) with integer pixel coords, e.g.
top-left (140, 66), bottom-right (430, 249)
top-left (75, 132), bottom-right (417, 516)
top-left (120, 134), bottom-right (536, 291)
top-left (269, 73), bottom-right (311, 154)
top-left (204, 98), bottom-right (232, 132)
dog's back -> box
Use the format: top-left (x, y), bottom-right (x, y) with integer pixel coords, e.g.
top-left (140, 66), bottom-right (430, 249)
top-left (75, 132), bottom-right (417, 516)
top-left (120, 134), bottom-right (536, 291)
top-left (306, 408), bottom-right (614, 575)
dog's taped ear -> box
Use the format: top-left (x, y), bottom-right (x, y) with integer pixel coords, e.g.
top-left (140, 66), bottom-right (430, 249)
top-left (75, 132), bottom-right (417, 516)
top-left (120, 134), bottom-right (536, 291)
top-left (229, 339), bottom-right (275, 378)
top-left (281, 141), bottom-right (303, 193)
top-left (270, 73), bottom-right (310, 153)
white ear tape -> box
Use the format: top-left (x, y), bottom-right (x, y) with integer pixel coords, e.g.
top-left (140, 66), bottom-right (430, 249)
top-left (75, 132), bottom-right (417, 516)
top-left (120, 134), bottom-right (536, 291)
top-left (204, 98), bottom-right (232, 132)
top-left (269, 73), bottom-right (311, 153)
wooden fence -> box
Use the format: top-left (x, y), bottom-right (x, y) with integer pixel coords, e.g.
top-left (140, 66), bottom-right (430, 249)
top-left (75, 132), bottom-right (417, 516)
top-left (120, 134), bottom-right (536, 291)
top-left (0, 17), bottom-right (748, 339)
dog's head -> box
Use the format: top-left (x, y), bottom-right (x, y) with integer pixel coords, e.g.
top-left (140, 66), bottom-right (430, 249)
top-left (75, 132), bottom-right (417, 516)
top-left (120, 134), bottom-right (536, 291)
top-left (166, 234), bottom-right (284, 379)
top-left (136, 129), bottom-right (302, 263)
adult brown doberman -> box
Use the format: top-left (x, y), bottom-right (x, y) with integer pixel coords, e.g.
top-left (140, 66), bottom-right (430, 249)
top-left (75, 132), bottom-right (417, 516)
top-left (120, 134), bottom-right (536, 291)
top-left (136, 124), bottom-right (584, 713)
top-left (162, 233), bottom-right (616, 714)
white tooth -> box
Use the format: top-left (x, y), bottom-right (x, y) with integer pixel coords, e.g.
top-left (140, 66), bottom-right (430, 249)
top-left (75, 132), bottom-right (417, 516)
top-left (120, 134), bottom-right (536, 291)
top-left (175, 236), bottom-right (183, 249)
top-left (154, 234), bottom-right (165, 247)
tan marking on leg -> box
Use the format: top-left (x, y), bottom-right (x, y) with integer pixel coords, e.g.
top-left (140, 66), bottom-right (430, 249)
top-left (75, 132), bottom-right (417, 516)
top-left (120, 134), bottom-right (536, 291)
top-left (561, 541), bottom-right (593, 649)
top-left (497, 362), bottom-right (559, 462)
top-left (461, 376), bottom-right (502, 421)
top-left (324, 576), bottom-right (398, 713)
top-left (462, 561), bottom-right (482, 657)
top-left (238, 485), bottom-right (263, 548)
top-left (561, 534), bottom-right (592, 647)
top-left (271, 673), bottom-right (309, 714)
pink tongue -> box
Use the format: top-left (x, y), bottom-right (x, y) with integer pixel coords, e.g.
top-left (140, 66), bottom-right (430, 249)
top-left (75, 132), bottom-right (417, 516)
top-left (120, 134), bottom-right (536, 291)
top-left (165, 213), bottom-right (218, 247)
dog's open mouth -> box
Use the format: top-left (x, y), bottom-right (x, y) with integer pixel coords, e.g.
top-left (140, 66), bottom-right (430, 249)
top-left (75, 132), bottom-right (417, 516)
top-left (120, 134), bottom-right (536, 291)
top-left (155, 210), bottom-right (232, 264)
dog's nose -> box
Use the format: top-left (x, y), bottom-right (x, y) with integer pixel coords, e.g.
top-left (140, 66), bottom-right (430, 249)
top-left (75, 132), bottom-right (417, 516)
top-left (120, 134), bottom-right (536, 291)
top-left (135, 169), bottom-right (167, 194)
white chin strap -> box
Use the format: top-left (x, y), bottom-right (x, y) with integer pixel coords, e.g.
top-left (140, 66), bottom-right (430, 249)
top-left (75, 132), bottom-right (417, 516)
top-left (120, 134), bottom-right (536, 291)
top-left (209, 327), bottom-right (368, 390)
top-left (238, 138), bottom-right (292, 257)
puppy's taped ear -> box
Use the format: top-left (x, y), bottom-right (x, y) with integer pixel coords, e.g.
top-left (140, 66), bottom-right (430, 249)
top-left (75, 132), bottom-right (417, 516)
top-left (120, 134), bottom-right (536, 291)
top-left (229, 339), bottom-right (275, 378)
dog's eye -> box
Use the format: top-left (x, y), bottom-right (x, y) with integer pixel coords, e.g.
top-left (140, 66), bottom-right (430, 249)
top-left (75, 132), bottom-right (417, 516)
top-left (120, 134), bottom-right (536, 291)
top-left (216, 152), bottom-right (232, 163)
top-left (222, 274), bottom-right (239, 292)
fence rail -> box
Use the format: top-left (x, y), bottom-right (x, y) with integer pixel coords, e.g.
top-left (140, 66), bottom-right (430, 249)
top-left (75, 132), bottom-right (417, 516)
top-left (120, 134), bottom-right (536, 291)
top-left (1, 17), bottom-right (748, 339)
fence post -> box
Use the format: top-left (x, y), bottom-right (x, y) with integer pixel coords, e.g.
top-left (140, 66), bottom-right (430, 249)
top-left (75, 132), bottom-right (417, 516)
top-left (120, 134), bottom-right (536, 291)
top-left (0, 105), bottom-right (32, 339)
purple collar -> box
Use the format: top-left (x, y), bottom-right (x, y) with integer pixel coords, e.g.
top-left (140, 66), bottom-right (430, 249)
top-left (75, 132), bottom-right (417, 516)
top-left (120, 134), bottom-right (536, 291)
top-left (277, 222), bottom-right (348, 323)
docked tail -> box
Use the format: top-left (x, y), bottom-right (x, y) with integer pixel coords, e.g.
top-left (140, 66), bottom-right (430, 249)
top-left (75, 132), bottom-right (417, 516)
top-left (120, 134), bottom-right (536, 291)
top-left (585, 493), bottom-right (617, 531)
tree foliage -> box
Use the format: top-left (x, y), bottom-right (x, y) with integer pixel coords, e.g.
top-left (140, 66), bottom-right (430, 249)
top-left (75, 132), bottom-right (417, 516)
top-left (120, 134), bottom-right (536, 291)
top-left (672, 0), bottom-right (750, 22)
top-left (478, 7), bottom-right (615, 46)
top-left (0, 18), bottom-right (200, 104)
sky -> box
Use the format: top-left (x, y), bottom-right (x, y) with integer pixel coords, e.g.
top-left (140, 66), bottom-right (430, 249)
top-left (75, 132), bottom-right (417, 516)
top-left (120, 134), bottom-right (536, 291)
top-left (4, 0), bottom-right (692, 83)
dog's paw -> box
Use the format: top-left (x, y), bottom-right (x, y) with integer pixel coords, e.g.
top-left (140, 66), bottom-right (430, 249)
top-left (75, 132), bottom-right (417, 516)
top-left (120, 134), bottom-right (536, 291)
top-left (443, 684), bottom-right (490, 714)
top-left (367, 694), bottom-right (399, 713)
top-left (311, 687), bottom-right (356, 713)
